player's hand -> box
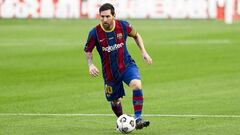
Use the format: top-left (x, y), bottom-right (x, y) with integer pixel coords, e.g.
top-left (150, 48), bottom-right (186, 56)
top-left (89, 64), bottom-right (100, 77)
top-left (142, 52), bottom-right (152, 65)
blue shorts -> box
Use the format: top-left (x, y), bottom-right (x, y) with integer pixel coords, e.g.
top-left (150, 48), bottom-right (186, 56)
top-left (104, 65), bottom-right (141, 101)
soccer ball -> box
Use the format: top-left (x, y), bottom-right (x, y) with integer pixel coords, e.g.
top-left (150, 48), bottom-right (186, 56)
top-left (116, 114), bottom-right (136, 134)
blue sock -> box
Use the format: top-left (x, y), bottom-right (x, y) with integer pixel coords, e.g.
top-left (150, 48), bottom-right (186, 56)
top-left (133, 89), bottom-right (143, 119)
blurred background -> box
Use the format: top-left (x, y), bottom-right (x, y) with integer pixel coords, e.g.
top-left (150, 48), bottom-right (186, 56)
top-left (0, 0), bottom-right (240, 23)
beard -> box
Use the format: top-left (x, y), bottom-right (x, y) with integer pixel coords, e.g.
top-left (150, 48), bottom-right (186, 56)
top-left (103, 23), bottom-right (111, 30)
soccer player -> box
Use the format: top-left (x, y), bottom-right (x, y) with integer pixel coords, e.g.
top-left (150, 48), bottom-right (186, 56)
top-left (84, 3), bottom-right (152, 130)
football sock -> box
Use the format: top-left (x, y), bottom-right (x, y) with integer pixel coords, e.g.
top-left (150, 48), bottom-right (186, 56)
top-left (111, 102), bottom-right (123, 117)
top-left (132, 89), bottom-right (144, 119)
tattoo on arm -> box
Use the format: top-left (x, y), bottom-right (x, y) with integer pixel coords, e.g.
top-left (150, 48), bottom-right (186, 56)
top-left (85, 52), bottom-right (93, 66)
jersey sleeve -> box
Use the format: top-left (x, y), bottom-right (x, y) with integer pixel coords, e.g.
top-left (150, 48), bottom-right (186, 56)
top-left (84, 28), bottom-right (97, 52)
top-left (121, 20), bottom-right (137, 37)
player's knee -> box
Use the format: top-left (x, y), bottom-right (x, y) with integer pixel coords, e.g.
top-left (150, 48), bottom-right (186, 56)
top-left (112, 98), bottom-right (121, 105)
top-left (129, 79), bottom-right (142, 90)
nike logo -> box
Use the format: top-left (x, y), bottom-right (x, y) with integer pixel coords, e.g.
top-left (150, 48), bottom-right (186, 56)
top-left (99, 38), bottom-right (105, 42)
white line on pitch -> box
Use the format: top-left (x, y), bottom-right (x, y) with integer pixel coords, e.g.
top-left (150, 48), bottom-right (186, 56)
top-left (0, 113), bottom-right (240, 118)
top-left (143, 114), bottom-right (240, 118)
top-left (0, 113), bottom-right (113, 117)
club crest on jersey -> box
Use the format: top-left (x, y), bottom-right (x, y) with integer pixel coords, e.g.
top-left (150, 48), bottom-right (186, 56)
top-left (117, 33), bottom-right (123, 39)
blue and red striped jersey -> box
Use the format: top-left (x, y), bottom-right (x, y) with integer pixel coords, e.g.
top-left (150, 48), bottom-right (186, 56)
top-left (84, 20), bottom-right (136, 83)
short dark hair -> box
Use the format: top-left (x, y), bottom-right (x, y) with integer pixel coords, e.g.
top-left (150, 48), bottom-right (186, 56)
top-left (99, 3), bottom-right (115, 16)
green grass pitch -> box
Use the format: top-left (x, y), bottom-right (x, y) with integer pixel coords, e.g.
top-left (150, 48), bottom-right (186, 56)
top-left (0, 19), bottom-right (240, 135)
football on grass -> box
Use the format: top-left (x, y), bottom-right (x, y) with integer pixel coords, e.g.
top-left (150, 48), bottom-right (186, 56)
top-left (116, 114), bottom-right (136, 134)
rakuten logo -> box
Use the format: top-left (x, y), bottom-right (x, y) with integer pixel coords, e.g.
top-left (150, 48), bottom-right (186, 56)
top-left (102, 43), bottom-right (124, 52)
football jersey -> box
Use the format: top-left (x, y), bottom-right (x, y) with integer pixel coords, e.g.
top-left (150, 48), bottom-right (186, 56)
top-left (84, 20), bottom-right (136, 83)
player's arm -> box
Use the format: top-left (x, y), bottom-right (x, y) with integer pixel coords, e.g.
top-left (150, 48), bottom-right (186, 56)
top-left (84, 29), bottom-right (100, 77)
top-left (85, 52), bottom-right (99, 77)
top-left (129, 29), bottom-right (153, 65)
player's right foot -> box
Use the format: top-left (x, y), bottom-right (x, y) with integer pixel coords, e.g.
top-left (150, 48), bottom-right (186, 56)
top-left (135, 118), bottom-right (150, 130)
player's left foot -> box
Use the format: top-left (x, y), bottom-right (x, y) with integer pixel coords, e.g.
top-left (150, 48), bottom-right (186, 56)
top-left (135, 118), bottom-right (150, 130)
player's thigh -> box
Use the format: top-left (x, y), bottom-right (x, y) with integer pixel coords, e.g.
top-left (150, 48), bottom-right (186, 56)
top-left (122, 65), bottom-right (142, 89)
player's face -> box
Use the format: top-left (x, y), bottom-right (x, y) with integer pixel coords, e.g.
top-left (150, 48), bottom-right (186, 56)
top-left (100, 9), bottom-right (114, 30)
